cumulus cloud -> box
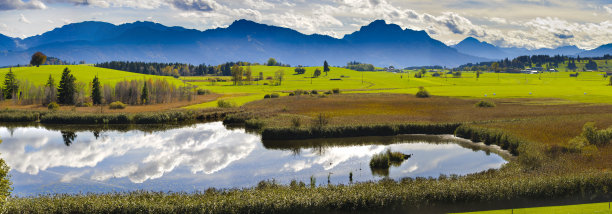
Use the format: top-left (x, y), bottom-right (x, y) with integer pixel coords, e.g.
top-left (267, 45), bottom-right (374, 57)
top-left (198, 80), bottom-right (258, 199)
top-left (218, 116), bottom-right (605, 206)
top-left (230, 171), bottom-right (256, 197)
top-left (0, 0), bottom-right (46, 10)
top-left (171, 0), bottom-right (220, 11)
top-left (0, 123), bottom-right (258, 184)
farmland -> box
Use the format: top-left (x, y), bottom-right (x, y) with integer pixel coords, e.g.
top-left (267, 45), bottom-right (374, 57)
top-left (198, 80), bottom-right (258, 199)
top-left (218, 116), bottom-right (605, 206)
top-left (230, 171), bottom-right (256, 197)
top-left (0, 60), bottom-right (611, 213)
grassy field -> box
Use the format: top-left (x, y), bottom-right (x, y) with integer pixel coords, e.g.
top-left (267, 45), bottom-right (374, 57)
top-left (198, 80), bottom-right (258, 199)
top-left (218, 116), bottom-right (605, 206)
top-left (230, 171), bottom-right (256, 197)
top-left (457, 202), bottom-right (612, 214)
top-left (180, 62), bottom-right (612, 108)
top-left (0, 65), bottom-right (185, 86)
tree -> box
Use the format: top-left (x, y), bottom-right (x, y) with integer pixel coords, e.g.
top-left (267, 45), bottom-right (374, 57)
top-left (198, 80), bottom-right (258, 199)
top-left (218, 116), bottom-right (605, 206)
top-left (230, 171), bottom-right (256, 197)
top-left (585, 60), bottom-right (598, 71)
top-left (91, 76), bottom-right (102, 105)
top-left (231, 64), bottom-right (243, 85)
top-left (267, 58), bottom-right (277, 66)
top-left (313, 69), bottom-right (322, 77)
top-left (294, 67), bottom-right (306, 74)
top-left (420, 68), bottom-right (427, 75)
top-left (491, 62), bottom-right (500, 72)
top-left (324, 60), bottom-right (330, 75)
top-left (141, 81), bottom-right (149, 104)
top-left (245, 66), bottom-right (253, 85)
top-left (57, 67), bottom-right (77, 105)
top-left (476, 70), bottom-right (480, 79)
top-left (3, 68), bottom-right (18, 99)
top-left (258, 72), bottom-right (263, 85)
top-left (44, 74), bottom-right (57, 104)
top-left (274, 70), bottom-right (285, 85)
top-left (30, 52), bottom-right (47, 67)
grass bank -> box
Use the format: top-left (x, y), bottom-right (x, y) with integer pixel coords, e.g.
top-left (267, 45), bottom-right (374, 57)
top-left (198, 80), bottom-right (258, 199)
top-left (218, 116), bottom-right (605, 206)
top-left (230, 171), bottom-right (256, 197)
top-left (5, 170), bottom-right (611, 213)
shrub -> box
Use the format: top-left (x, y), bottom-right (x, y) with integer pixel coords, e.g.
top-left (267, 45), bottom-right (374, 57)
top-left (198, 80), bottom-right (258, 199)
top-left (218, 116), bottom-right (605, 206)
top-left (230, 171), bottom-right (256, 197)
top-left (415, 86), bottom-right (429, 98)
top-left (332, 88), bottom-right (340, 94)
top-left (324, 91), bottom-right (332, 95)
top-left (0, 150), bottom-right (10, 206)
top-left (311, 90), bottom-right (318, 95)
top-left (197, 89), bottom-right (211, 95)
top-left (475, 100), bottom-right (496, 107)
top-left (291, 117), bottom-right (302, 128)
top-left (217, 100), bottom-right (234, 108)
top-left (245, 119), bottom-right (265, 130)
top-left (76, 102), bottom-right (93, 107)
top-left (369, 149), bottom-right (410, 169)
top-left (48, 102), bottom-right (60, 111)
top-left (311, 113), bottom-right (331, 130)
top-left (264, 94), bottom-right (271, 99)
top-left (270, 93), bottom-right (280, 98)
top-left (109, 101), bottom-right (126, 109)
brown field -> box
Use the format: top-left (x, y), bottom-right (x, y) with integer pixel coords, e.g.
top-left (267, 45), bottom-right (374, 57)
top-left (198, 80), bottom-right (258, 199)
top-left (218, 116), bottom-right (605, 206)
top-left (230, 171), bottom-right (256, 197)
top-left (242, 93), bottom-right (612, 171)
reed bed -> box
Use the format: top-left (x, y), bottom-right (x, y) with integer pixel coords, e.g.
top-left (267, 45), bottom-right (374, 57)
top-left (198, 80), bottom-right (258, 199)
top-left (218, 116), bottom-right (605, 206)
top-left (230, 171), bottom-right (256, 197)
top-left (4, 171), bottom-right (611, 213)
top-left (261, 123), bottom-right (461, 140)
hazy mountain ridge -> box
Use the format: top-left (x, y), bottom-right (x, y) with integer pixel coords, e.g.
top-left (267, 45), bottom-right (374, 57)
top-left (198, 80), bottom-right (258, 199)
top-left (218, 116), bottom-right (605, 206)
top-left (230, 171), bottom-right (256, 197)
top-left (0, 20), bottom-right (608, 67)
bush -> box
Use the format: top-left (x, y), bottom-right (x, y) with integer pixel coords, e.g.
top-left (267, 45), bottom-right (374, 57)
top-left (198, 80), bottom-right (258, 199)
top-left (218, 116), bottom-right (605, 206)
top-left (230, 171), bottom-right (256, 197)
top-left (197, 89), bottom-right (211, 95)
top-left (48, 102), bottom-right (60, 111)
top-left (324, 91), bottom-right (332, 95)
top-left (270, 93), bottom-right (280, 98)
top-left (217, 100), bottom-right (234, 108)
top-left (76, 102), bottom-right (93, 107)
top-left (291, 117), bottom-right (302, 128)
top-left (475, 100), bottom-right (496, 107)
top-left (264, 94), bottom-right (271, 99)
top-left (311, 113), bottom-right (331, 130)
top-left (109, 101), bottom-right (126, 109)
top-left (311, 90), bottom-right (318, 95)
top-left (332, 88), bottom-right (340, 94)
top-left (415, 86), bottom-right (429, 98)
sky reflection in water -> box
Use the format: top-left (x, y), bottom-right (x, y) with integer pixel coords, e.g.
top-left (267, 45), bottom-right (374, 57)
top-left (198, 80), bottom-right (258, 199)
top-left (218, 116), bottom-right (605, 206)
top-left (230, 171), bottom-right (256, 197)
top-left (0, 122), bottom-right (507, 196)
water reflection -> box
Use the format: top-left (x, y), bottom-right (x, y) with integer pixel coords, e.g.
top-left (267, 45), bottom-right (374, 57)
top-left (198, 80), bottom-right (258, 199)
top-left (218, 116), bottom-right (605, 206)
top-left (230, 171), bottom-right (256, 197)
top-left (0, 123), bottom-right (507, 196)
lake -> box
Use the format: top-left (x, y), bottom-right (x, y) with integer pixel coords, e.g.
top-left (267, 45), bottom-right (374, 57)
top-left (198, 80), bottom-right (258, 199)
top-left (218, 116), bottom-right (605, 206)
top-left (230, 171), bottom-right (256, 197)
top-left (0, 122), bottom-right (508, 196)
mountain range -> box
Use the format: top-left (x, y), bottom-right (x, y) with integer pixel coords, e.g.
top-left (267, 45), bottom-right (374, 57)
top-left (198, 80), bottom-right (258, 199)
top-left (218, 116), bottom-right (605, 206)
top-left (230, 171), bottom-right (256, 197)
top-left (0, 20), bottom-right (610, 67)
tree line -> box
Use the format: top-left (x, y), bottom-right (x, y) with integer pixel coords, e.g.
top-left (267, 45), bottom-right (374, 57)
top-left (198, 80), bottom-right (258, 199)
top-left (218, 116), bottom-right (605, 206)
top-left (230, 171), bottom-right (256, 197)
top-left (457, 54), bottom-right (609, 72)
top-left (1, 67), bottom-right (197, 106)
top-left (95, 61), bottom-right (257, 77)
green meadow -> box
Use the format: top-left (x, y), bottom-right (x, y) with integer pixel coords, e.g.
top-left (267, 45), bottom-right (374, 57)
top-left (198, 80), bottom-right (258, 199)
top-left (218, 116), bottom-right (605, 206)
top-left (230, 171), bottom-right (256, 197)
top-left (0, 65), bottom-right (184, 86)
top-left (456, 202), bottom-right (612, 214)
top-left (1, 61), bottom-right (610, 108)
top-left (183, 63), bottom-right (611, 107)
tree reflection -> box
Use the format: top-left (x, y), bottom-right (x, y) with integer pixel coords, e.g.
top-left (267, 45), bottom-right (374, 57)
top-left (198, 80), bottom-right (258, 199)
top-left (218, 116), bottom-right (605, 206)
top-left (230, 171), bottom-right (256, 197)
top-left (61, 131), bottom-right (77, 146)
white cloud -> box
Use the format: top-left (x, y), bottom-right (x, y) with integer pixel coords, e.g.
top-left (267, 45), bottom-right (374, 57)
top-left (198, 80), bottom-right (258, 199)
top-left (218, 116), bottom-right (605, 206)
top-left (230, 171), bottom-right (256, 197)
top-left (18, 13), bottom-right (30, 23)
top-left (0, 0), bottom-right (610, 49)
top-left (0, 0), bottom-right (46, 10)
top-left (488, 17), bottom-right (507, 24)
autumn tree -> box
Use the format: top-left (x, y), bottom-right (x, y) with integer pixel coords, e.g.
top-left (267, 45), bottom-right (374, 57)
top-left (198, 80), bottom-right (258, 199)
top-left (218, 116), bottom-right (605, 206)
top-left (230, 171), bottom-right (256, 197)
top-left (3, 68), bottom-right (18, 99)
top-left (91, 76), bottom-right (102, 105)
top-left (30, 52), bottom-right (47, 67)
top-left (58, 67), bottom-right (77, 105)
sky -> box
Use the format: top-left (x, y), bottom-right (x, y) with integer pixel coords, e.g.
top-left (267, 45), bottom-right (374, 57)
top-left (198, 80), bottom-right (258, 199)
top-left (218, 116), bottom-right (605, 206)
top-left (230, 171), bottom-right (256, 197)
top-left (0, 0), bottom-right (611, 50)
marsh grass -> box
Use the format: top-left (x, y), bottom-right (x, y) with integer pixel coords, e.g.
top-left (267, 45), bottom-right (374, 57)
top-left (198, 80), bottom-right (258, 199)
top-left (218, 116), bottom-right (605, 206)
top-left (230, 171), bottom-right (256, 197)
top-left (4, 171), bottom-right (612, 213)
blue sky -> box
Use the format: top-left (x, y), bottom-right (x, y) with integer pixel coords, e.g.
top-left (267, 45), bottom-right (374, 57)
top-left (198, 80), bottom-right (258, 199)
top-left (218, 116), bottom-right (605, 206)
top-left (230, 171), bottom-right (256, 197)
top-left (0, 0), bottom-right (610, 49)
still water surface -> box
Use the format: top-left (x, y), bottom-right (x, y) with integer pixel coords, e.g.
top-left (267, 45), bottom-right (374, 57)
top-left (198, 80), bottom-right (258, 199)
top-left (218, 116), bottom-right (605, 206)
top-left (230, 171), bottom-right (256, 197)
top-left (0, 122), bottom-right (507, 196)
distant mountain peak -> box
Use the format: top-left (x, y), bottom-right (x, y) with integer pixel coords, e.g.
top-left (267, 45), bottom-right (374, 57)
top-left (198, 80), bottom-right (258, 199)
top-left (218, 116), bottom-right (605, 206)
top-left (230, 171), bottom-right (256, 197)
top-left (359, 20), bottom-right (403, 33)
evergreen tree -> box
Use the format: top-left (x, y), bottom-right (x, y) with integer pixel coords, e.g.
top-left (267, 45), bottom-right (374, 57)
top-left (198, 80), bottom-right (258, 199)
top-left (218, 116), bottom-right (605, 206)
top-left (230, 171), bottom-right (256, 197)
top-left (91, 75), bottom-right (102, 105)
top-left (57, 67), bottom-right (77, 105)
top-left (3, 68), bottom-right (18, 99)
top-left (324, 60), bottom-right (330, 75)
top-left (141, 81), bottom-right (149, 104)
